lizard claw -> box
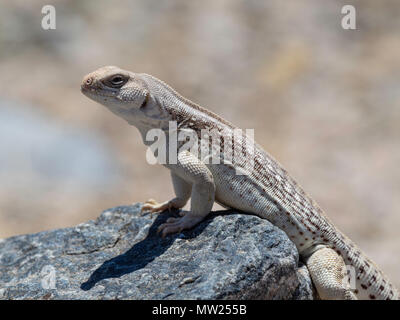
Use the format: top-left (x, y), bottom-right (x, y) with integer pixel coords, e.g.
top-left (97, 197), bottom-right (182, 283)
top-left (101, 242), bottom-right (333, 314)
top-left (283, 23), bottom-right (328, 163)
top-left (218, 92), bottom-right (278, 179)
top-left (157, 215), bottom-right (203, 238)
top-left (141, 199), bottom-right (170, 218)
top-left (141, 199), bottom-right (185, 218)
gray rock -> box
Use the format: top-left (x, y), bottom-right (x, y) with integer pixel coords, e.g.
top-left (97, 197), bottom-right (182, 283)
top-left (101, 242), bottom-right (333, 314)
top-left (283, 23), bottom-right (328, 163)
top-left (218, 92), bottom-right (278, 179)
top-left (0, 204), bottom-right (315, 300)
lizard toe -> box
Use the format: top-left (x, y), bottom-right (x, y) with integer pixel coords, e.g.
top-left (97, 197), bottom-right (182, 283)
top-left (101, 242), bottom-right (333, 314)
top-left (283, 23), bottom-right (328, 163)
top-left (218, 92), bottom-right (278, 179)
top-left (157, 215), bottom-right (203, 237)
top-left (141, 199), bottom-right (172, 217)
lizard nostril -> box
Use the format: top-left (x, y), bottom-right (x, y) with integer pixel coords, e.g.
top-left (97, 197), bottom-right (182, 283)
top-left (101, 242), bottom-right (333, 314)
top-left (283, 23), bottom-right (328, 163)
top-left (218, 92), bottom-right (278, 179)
top-left (81, 76), bottom-right (95, 91)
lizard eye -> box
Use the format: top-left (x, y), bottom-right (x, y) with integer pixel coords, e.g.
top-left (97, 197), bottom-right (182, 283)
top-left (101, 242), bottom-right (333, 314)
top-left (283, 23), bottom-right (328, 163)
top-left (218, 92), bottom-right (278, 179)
top-left (103, 74), bottom-right (128, 88)
top-left (111, 76), bottom-right (124, 84)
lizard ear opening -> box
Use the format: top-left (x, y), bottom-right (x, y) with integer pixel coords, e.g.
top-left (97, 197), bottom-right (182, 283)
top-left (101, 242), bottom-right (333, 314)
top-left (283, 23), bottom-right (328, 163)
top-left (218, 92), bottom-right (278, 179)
top-left (140, 92), bottom-right (149, 109)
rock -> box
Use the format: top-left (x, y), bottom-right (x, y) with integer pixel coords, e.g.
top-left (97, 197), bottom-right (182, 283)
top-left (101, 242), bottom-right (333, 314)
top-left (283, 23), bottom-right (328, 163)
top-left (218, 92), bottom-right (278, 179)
top-left (0, 204), bottom-right (315, 300)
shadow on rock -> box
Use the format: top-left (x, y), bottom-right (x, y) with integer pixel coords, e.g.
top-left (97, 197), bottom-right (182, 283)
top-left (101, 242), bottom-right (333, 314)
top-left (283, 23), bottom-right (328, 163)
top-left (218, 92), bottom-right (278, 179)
top-left (80, 210), bottom-right (223, 291)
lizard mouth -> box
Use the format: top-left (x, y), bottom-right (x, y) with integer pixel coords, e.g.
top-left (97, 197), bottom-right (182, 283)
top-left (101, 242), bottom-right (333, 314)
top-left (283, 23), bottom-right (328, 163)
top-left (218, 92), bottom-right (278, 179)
top-left (80, 85), bottom-right (117, 99)
top-left (81, 75), bottom-right (118, 98)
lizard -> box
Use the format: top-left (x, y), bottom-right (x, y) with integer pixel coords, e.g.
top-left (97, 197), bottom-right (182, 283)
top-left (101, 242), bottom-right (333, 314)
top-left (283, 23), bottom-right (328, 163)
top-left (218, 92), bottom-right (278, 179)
top-left (81, 65), bottom-right (399, 300)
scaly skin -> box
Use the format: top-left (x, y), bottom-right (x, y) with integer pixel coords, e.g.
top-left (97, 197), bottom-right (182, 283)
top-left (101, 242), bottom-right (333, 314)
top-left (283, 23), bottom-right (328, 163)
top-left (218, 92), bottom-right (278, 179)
top-left (81, 66), bottom-right (399, 300)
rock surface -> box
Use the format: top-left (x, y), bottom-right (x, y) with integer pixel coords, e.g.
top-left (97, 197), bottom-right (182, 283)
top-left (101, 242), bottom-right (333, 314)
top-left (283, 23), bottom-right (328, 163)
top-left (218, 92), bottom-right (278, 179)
top-left (0, 204), bottom-right (315, 300)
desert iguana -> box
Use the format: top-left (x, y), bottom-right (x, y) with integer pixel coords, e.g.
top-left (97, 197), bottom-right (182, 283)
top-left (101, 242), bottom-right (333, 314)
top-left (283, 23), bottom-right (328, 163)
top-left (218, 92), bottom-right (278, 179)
top-left (81, 66), bottom-right (398, 300)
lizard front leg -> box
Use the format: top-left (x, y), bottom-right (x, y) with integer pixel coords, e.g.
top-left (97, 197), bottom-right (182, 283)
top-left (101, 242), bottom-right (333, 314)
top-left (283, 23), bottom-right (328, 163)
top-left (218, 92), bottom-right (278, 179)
top-left (157, 151), bottom-right (215, 237)
top-left (141, 172), bottom-right (192, 217)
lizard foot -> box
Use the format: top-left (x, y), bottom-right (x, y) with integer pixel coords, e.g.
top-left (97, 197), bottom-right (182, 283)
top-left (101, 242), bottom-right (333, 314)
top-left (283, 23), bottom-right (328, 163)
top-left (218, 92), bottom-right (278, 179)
top-left (141, 199), bottom-right (184, 218)
top-left (157, 215), bottom-right (203, 237)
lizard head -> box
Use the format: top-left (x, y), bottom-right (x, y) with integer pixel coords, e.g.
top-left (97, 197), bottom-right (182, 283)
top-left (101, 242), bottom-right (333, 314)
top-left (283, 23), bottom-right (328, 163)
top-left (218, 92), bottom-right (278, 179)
top-left (81, 66), bottom-right (172, 127)
top-left (81, 66), bottom-right (148, 110)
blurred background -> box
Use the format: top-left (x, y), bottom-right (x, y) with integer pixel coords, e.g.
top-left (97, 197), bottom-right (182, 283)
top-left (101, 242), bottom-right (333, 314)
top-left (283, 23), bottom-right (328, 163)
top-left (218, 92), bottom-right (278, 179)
top-left (0, 0), bottom-right (399, 286)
